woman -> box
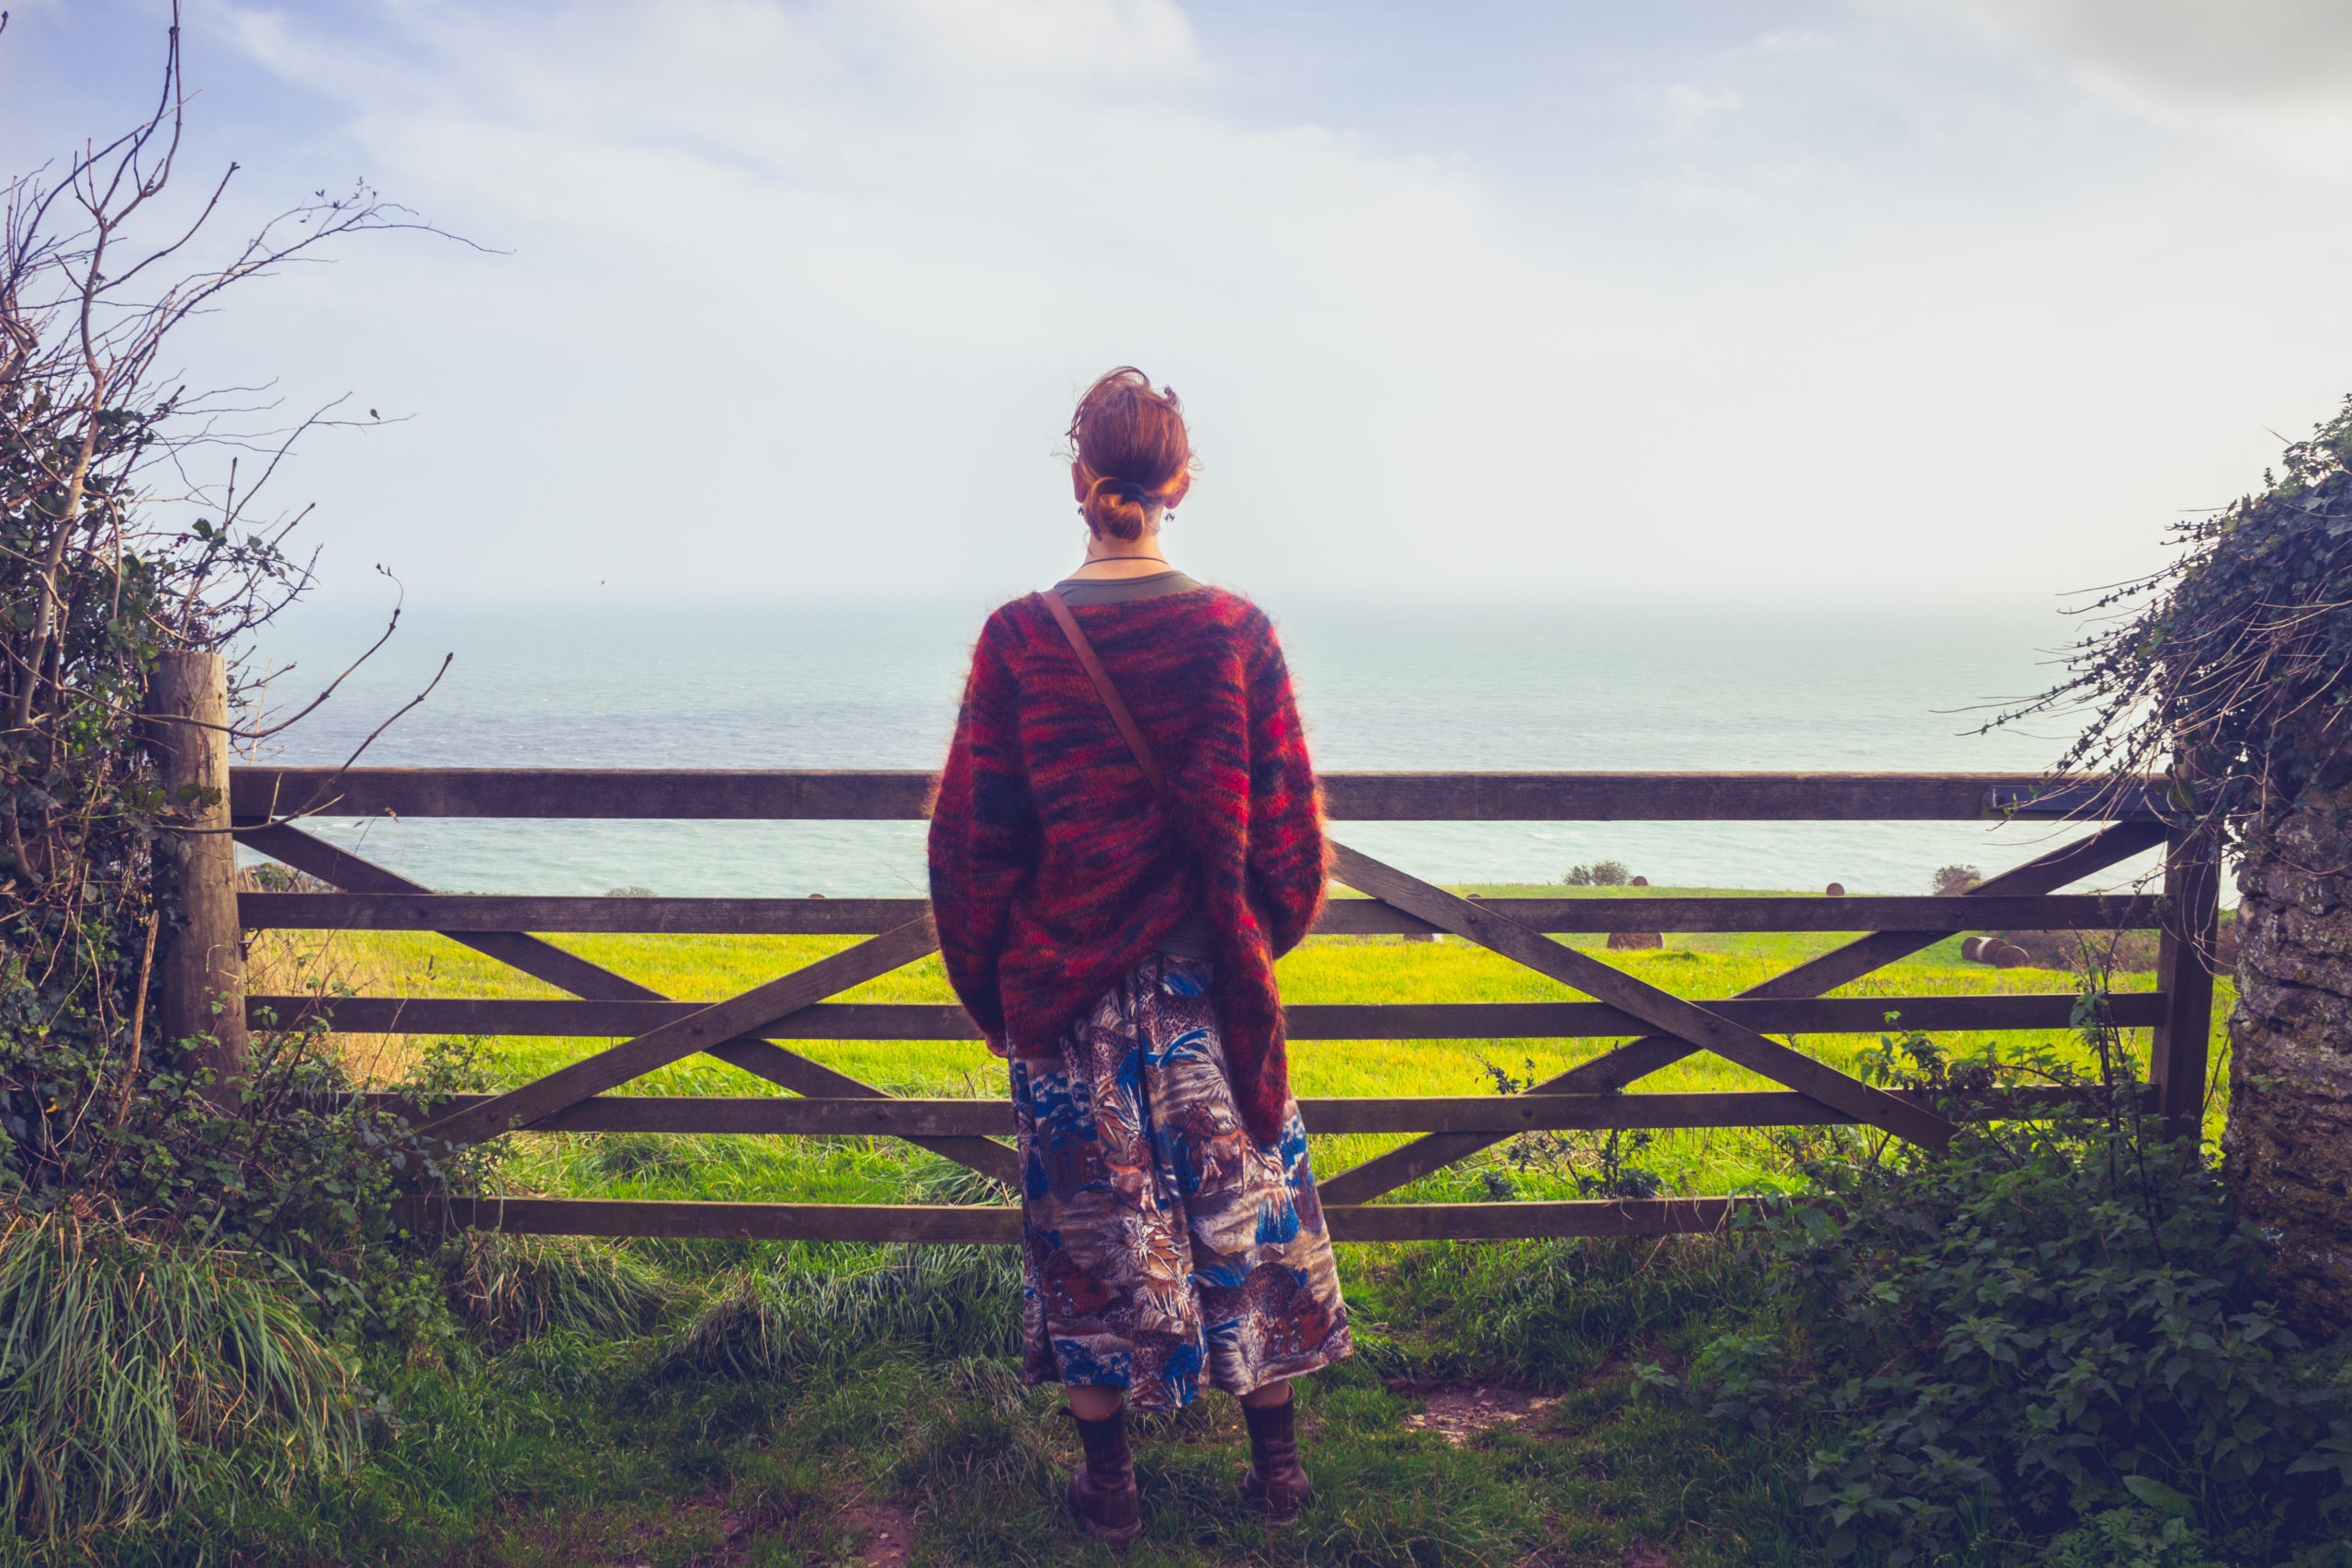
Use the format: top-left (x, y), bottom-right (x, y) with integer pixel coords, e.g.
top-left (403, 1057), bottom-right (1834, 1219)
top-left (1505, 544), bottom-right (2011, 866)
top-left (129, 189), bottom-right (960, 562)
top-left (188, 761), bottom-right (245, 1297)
top-left (928, 367), bottom-right (1351, 1541)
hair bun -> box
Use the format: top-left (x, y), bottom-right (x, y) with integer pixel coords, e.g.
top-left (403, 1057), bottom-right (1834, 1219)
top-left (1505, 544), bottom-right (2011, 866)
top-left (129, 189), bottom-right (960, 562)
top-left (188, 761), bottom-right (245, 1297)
top-left (1069, 367), bottom-right (1195, 542)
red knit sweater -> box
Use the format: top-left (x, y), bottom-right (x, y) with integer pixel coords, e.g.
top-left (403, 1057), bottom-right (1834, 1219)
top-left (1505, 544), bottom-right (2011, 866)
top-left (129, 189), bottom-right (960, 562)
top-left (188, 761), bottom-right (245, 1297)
top-left (927, 585), bottom-right (1328, 1144)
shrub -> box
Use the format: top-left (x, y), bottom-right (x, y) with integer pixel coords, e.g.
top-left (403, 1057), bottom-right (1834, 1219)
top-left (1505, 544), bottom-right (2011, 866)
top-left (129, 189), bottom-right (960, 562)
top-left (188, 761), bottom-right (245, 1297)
top-left (0, 1000), bottom-right (495, 1349)
top-left (0, 1201), bottom-right (364, 1540)
top-left (2003, 392), bottom-right (2352, 823)
top-left (1932, 864), bottom-right (1983, 897)
top-left (1645, 1016), bottom-right (2352, 1563)
top-left (1564, 860), bottom-right (1632, 886)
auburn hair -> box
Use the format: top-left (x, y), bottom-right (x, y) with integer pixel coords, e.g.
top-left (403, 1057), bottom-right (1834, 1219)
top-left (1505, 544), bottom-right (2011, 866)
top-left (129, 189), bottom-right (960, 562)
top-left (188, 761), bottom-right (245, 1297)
top-left (1068, 367), bottom-right (1195, 540)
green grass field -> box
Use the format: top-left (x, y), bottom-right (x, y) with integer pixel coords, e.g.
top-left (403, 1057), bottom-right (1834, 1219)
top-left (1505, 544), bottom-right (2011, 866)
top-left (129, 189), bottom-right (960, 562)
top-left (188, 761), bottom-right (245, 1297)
top-left (266, 882), bottom-right (2218, 1211)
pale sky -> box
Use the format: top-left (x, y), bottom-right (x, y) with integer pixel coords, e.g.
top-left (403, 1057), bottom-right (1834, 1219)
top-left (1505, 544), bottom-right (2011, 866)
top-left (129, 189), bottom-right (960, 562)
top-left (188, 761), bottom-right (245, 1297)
top-left (6, 0), bottom-right (2351, 612)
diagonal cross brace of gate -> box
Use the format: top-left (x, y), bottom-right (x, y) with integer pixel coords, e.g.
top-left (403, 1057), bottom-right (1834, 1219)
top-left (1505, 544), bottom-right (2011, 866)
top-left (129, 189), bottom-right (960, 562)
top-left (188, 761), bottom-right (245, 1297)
top-left (235, 824), bottom-right (1017, 1182)
top-left (1318, 819), bottom-right (2168, 1204)
top-left (413, 916), bottom-right (942, 1148)
top-left (1325, 842), bottom-right (1956, 1150)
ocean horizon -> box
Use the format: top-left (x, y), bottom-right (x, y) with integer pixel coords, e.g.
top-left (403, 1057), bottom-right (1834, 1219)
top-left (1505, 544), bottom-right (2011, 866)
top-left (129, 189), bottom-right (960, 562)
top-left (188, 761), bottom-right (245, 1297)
top-left (237, 593), bottom-right (2163, 900)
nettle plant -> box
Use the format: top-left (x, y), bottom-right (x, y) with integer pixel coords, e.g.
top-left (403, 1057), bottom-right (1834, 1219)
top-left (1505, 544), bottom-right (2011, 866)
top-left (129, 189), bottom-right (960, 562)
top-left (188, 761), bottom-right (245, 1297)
top-left (1645, 1010), bottom-right (2352, 1564)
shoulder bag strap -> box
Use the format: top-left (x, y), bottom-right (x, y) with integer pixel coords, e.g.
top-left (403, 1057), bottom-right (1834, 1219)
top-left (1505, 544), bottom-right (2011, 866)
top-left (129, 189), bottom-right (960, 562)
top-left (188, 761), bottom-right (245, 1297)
top-left (1039, 589), bottom-right (1173, 806)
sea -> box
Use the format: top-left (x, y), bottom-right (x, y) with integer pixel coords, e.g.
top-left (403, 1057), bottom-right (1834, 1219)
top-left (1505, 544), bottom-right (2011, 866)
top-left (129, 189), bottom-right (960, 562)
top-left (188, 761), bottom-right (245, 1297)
top-left (238, 595), bottom-right (2165, 899)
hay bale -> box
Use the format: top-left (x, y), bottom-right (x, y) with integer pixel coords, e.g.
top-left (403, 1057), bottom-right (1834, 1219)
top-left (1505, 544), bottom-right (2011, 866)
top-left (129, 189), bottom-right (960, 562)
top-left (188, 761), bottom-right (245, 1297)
top-left (1606, 931), bottom-right (1663, 951)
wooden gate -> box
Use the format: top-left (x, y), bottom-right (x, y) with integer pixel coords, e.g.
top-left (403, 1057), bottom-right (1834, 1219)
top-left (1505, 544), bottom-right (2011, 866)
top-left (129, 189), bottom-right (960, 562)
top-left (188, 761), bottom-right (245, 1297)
top-left (221, 766), bottom-right (2217, 1243)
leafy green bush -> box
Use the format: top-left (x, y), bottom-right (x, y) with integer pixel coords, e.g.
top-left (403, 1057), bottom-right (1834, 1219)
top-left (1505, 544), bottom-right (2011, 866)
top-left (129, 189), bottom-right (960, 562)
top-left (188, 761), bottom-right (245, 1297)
top-left (1644, 1017), bottom-right (2352, 1564)
top-left (0, 1001), bottom-right (496, 1351)
top-left (0, 1201), bottom-right (363, 1540)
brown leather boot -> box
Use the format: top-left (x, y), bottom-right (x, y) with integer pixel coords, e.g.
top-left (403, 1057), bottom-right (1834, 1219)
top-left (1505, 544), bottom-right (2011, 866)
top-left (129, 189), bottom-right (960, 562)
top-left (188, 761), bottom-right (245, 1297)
top-left (1066, 1409), bottom-right (1142, 1544)
top-left (1240, 1396), bottom-right (1312, 1523)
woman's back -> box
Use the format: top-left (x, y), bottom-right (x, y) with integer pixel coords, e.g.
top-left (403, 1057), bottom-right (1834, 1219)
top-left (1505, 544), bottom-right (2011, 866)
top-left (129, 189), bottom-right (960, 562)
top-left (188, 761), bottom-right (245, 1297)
top-left (922, 367), bottom-right (1349, 1537)
top-left (928, 571), bottom-right (1325, 1145)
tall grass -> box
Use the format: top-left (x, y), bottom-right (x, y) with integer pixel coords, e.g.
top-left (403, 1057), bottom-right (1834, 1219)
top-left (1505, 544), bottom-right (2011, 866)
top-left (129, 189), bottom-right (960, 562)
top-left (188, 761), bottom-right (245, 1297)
top-left (0, 1201), bottom-right (362, 1540)
top-left (1351, 1232), bottom-right (1767, 1389)
top-left (662, 1245), bottom-right (1021, 1381)
top-left (441, 1231), bottom-right (680, 1345)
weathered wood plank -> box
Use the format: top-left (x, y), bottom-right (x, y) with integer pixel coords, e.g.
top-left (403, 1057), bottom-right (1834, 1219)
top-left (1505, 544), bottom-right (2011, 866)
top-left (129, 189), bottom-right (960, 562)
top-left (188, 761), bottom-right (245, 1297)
top-left (365, 1086), bottom-right (2116, 1137)
top-left (238, 825), bottom-right (1016, 1185)
top-left (232, 767), bottom-right (2160, 824)
top-left (413, 1194), bottom-right (1761, 1243)
top-left (421, 1196), bottom-right (1026, 1244)
top-left (265, 991), bottom-right (2169, 1040)
top-left (1316, 819), bottom-right (2169, 1204)
top-left (1329, 842), bottom-right (1956, 1148)
top-left (152, 652), bottom-right (248, 1109)
top-left (1329, 1199), bottom-right (1752, 1241)
top-left (1284, 993), bottom-right (2167, 1038)
top-left (2151, 828), bottom-right (2222, 1135)
top-left (238, 890), bottom-right (2163, 936)
top-left (691, 1037), bottom-right (1013, 1185)
top-left (415, 917), bottom-right (942, 1147)
top-left (243, 893), bottom-right (934, 933)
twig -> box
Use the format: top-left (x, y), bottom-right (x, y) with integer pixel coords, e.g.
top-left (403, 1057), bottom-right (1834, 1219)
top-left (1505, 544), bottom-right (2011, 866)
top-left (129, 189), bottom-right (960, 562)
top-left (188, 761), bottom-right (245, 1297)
top-left (232, 597), bottom-right (403, 740)
top-left (176, 652), bottom-right (452, 833)
top-left (115, 907), bottom-right (161, 1126)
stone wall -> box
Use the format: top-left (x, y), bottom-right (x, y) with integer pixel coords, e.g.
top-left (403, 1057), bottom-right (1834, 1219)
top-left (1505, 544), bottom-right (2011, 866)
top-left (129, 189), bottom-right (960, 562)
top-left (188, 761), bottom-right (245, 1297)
top-left (2224, 772), bottom-right (2352, 1333)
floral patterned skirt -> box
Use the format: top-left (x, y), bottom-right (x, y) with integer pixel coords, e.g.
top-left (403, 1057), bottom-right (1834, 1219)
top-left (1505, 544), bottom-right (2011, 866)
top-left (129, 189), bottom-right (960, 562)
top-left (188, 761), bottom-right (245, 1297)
top-left (1011, 954), bottom-right (1352, 1412)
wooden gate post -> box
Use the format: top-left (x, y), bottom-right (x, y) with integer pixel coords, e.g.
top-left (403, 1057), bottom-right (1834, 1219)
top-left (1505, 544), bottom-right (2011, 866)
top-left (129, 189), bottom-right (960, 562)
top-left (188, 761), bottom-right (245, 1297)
top-left (2150, 826), bottom-right (2221, 1140)
top-left (149, 650), bottom-right (247, 1109)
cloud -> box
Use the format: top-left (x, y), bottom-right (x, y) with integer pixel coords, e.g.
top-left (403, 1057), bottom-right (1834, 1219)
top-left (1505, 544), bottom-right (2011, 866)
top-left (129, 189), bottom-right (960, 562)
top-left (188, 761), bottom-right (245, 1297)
top-left (1926, 1), bottom-right (2352, 100)
top-left (18, 0), bottom-right (2348, 615)
top-left (1658, 82), bottom-right (1743, 143)
top-left (1895, 0), bottom-right (2352, 171)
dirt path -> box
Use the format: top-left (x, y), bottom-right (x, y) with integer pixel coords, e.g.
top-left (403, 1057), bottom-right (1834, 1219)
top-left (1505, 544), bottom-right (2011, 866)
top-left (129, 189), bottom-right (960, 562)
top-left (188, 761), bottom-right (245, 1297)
top-left (839, 1499), bottom-right (918, 1567)
top-left (1390, 1380), bottom-right (1562, 1445)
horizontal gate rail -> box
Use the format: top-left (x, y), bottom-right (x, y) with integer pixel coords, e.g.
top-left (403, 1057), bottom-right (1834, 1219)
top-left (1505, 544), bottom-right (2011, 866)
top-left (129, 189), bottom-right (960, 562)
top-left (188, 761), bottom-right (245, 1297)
top-left (233, 766), bottom-right (2162, 824)
top-left (220, 764), bottom-right (2207, 1247)
top-left (254, 991), bottom-right (2168, 1040)
top-left (238, 891), bottom-right (2161, 935)
top-left (418, 1195), bottom-right (1755, 1244)
top-left (370, 1086), bottom-right (2143, 1137)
